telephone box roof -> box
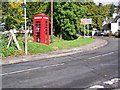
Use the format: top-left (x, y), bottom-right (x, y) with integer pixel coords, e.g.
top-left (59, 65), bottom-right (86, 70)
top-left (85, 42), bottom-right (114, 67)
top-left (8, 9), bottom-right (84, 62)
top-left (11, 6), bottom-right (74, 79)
top-left (34, 14), bottom-right (49, 17)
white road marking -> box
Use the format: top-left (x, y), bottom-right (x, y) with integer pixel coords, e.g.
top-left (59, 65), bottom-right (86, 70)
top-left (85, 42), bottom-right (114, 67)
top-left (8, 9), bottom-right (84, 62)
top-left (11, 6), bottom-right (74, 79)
top-left (88, 55), bottom-right (102, 59)
top-left (111, 78), bottom-right (120, 83)
top-left (88, 52), bottom-right (114, 59)
top-left (89, 85), bottom-right (104, 88)
top-left (104, 78), bottom-right (120, 85)
top-left (89, 78), bottom-right (120, 89)
top-left (1, 63), bottom-right (64, 76)
top-left (104, 81), bottom-right (114, 85)
top-left (101, 52), bottom-right (114, 56)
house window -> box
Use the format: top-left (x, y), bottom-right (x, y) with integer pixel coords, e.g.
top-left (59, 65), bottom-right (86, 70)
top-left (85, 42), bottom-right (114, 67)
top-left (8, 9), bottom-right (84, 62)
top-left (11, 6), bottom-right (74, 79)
top-left (119, 22), bottom-right (120, 26)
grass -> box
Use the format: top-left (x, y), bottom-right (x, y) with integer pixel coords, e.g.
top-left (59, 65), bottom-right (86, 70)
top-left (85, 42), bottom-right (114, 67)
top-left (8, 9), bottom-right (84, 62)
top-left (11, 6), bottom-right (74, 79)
top-left (2, 36), bottom-right (95, 57)
top-left (51, 37), bottom-right (95, 50)
top-left (28, 42), bottom-right (53, 54)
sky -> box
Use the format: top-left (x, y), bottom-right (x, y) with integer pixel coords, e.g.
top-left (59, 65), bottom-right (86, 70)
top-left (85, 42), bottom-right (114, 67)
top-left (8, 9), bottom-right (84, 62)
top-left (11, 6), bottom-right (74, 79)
top-left (94, 0), bottom-right (119, 5)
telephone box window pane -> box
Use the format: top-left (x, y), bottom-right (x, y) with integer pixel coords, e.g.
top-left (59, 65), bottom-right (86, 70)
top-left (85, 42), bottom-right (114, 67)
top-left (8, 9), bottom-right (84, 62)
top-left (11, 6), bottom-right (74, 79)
top-left (36, 21), bottom-right (40, 42)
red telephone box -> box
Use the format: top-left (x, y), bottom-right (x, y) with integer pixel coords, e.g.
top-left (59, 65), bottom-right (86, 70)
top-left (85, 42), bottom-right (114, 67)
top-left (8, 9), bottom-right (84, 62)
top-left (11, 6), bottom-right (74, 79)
top-left (33, 14), bottom-right (49, 45)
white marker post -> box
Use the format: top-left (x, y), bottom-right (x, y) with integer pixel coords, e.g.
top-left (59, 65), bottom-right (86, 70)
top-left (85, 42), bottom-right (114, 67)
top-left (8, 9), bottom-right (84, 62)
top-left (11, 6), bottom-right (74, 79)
top-left (84, 24), bottom-right (85, 38)
top-left (24, 0), bottom-right (28, 54)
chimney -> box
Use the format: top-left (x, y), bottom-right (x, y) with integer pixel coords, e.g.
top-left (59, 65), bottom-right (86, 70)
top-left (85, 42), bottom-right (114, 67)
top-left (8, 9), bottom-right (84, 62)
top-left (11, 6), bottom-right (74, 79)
top-left (113, 13), bottom-right (117, 18)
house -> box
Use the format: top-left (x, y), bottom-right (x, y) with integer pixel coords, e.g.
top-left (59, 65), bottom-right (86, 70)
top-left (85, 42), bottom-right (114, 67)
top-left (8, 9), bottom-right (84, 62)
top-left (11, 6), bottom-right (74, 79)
top-left (102, 13), bottom-right (120, 36)
top-left (118, 18), bottom-right (120, 30)
top-left (102, 17), bottom-right (112, 31)
top-left (111, 15), bottom-right (120, 35)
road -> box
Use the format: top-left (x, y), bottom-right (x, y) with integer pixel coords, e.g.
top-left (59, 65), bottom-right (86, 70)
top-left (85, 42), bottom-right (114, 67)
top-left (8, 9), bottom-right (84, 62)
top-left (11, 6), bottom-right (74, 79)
top-left (2, 37), bottom-right (120, 89)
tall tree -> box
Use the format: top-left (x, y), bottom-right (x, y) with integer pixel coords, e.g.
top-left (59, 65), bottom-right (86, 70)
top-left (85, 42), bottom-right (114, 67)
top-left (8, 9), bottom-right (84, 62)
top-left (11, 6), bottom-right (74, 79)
top-left (2, 1), bottom-right (24, 30)
top-left (26, 2), bottom-right (50, 25)
top-left (2, 1), bottom-right (50, 30)
top-left (0, 1), bottom-right (2, 24)
top-left (117, 1), bottom-right (120, 14)
top-left (109, 4), bottom-right (115, 17)
top-left (54, 2), bottom-right (87, 40)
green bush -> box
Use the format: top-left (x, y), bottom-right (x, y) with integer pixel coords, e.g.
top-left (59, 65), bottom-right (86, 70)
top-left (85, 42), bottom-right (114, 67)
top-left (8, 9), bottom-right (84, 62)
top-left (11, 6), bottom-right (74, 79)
top-left (2, 47), bottom-right (19, 57)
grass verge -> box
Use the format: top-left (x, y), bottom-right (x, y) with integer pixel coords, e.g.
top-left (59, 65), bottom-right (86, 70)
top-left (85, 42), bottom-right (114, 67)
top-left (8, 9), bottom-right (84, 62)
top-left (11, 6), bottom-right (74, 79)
top-left (2, 36), bottom-right (95, 57)
top-left (51, 37), bottom-right (95, 50)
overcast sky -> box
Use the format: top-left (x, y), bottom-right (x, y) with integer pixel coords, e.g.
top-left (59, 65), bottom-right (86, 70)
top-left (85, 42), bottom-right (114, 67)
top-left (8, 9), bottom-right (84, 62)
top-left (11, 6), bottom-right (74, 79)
top-left (94, 0), bottom-right (119, 5)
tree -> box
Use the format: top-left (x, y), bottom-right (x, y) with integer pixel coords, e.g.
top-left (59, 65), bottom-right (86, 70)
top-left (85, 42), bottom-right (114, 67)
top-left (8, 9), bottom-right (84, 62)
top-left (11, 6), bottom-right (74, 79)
top-left (54, 2), bottom-right (89, 40)
top-left (2, 1), bottom-right (50, 30)
top-left (109, 4), bottom-right (115, 17)
top-left (117, 1), bottom-right (120, 14)
top-left (26, 2), bottom-right (50, 25)
top-left (0, 1), bottom-right (2, 24)
top-left (92, 3), bottom-right (112, 30)
top-left (2, 1), bottom-right (113, 39)
top-left (2, 1), bottom-right (24, 30)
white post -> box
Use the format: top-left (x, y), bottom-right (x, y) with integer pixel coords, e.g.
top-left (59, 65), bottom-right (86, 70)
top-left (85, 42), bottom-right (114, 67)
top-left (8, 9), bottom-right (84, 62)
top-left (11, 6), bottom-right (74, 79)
top-left (7, 35), bottom-right (12, 48)
top-left (9, 30), bottom-right (21, 50)
top-left (84, 24), bottom-right (85, 38)
top-left (88, 24), bottom-right (89, 36)
top-left (24, 0), bottom-right (28, 54)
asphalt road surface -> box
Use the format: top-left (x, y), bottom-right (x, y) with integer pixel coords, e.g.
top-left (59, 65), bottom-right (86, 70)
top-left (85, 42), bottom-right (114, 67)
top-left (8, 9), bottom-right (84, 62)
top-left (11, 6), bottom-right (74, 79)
top-left (2, 37), bottom-right (120, 89)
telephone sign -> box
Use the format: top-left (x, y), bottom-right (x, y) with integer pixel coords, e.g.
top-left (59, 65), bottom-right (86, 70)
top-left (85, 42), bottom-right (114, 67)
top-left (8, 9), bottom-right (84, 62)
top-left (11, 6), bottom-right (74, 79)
top-left (34, 17), bottom-right (42, 19)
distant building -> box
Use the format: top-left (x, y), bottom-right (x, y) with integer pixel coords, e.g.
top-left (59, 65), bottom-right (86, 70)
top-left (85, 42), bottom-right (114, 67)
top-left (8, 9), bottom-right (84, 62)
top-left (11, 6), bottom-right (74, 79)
top-left (102, 13), bottom-right (120, 36)
top-left (111, 14), bottom-right (120, 34)
top-left (102, 17), bottom-right (112, 31)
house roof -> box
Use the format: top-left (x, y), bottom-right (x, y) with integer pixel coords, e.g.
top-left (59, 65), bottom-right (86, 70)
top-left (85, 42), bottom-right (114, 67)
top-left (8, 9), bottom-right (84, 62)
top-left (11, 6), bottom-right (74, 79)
top-left (111, 14), bottom-right (120, 23)
top-left (102, 18), bottom-right (113, 26)
top-left (103, 14), bottom-right (120, 25)
top-left (107, 18), bottom-right (114, 24)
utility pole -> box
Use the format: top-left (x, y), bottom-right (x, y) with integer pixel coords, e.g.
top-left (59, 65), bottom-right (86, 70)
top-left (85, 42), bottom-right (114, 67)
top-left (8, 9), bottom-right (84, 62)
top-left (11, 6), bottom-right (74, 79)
top-left (24, 0), bottom-right (28, 54)
top-left (51, 0), bottom-right (53, 43)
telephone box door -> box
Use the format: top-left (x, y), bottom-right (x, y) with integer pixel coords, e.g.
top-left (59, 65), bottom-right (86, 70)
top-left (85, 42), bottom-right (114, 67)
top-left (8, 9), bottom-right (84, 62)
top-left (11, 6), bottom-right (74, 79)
top-left (44, 17), bottom-right (49, 45)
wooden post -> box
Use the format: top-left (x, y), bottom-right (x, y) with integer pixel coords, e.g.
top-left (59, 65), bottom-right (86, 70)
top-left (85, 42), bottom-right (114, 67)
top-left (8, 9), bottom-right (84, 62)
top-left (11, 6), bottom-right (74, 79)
top-left (7, 35), bottom-right (12, 48)
top-left (9, 30), bottom-right (21, 50)
top-left (51, 0), bottom-right (53, 43)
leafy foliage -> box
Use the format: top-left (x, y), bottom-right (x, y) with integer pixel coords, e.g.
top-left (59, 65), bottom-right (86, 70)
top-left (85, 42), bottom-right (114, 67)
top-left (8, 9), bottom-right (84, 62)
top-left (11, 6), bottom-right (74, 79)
top-left (2, 1), bottom-right (115, 39)
top-left (54, 2), bottom-right (86, 40)
top-left (54, 2), bottom-right (113, 39)
top-left (117, 1), bottom-right (120, 13)
top-left (2, 38), bottom-right (23, 57)
top-left (26, 2), bottom-right (50, 25)
top-left (2, 1), bottom-right (24, 30)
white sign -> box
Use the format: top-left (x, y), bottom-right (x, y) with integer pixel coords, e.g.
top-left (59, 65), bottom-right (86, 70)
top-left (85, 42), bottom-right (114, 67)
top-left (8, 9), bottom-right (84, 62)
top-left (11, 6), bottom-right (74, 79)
top-left (34, 17), bottom-right (42, 19)
top-left (81, 18), bottom-right (92, 24)
top-left (43, 17), bottom-right (48, 19)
